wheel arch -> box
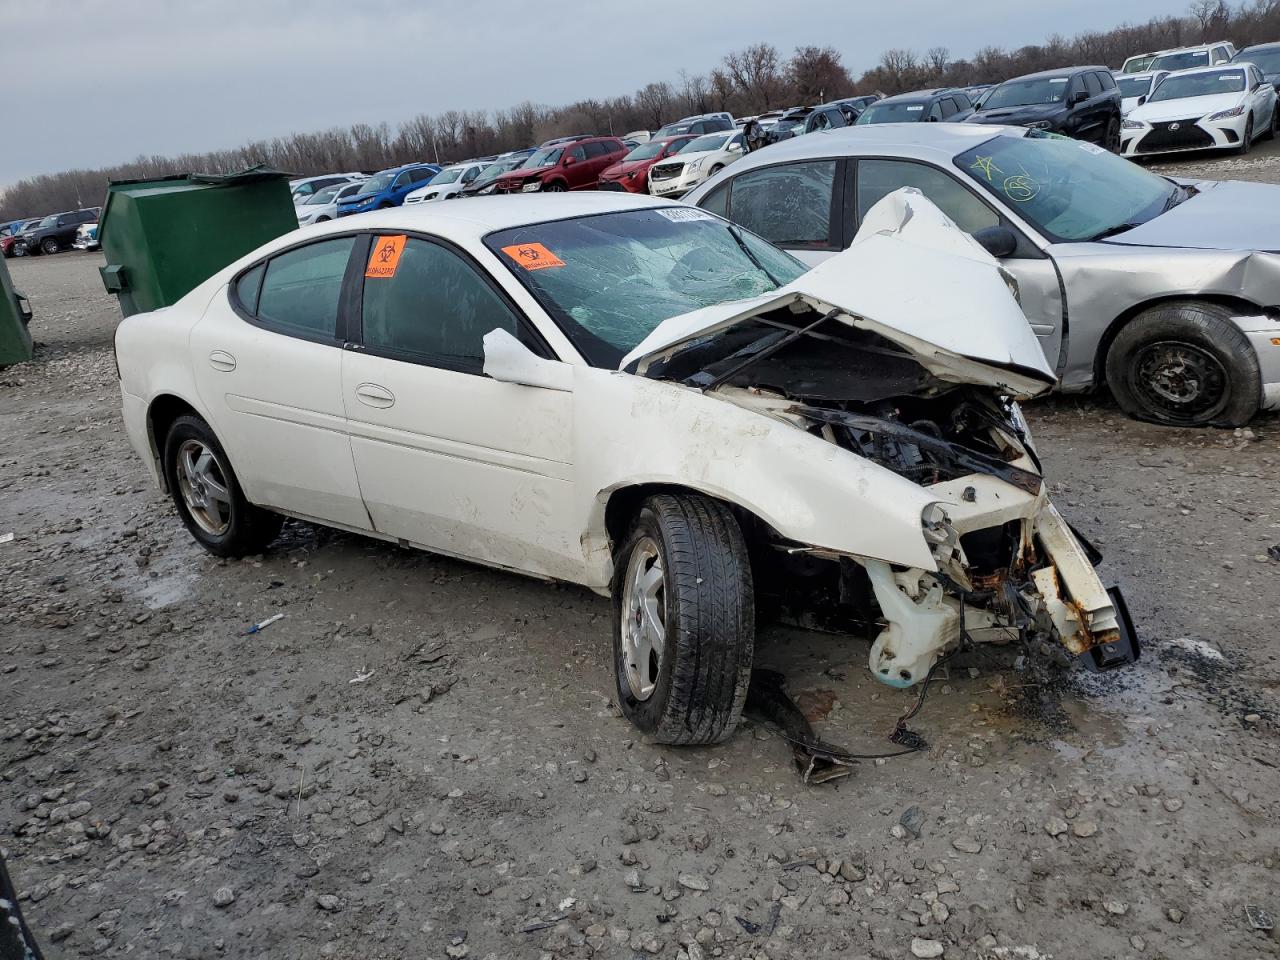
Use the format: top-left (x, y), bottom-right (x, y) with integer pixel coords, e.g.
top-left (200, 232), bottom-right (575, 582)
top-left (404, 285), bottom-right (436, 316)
top-left (146, 393), bottom-right (204, 491)
top-left (1093, 293), bottom-right (1263, 387)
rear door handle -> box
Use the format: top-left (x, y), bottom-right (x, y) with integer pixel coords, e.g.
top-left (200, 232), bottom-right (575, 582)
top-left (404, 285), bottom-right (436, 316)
top-left (354, 382), bottom-right (395, 408)
top-left (209, 350), bottom-right (236, 372)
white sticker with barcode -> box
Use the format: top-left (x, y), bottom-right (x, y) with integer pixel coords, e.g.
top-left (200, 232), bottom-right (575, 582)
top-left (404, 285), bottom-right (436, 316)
top-left (656, 207), bottom-right (715, 223)
top-left (907, 105), bottom-right (924, 111)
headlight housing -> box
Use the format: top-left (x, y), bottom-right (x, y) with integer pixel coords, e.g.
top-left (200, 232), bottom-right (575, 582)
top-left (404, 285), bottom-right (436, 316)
top-left (521, 181), bottom-right (541, 193)
top-left (1207, 105), bottom-right (1245, 121)
top-left (687, 158), bottom-right (704, 172)
top-left (1025, 120), bottom-right (1053, 130)
top-left (1121, 118), bottom-right (1144, 130)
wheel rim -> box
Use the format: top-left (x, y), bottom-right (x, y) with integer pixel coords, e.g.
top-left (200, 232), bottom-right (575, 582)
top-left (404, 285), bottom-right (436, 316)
top-left (175, 439), bottom-right (233, 536)
top-left (546, 183), bottom-right (565, 192)
top-left (1107, 120), bottom-right (1120, 152)
top-left (42, 240), bottom-right (57, 254)
top-left (1130, 339), bottom-right (1229, 422)
top-left (620, 537), bottom-right (665, 701)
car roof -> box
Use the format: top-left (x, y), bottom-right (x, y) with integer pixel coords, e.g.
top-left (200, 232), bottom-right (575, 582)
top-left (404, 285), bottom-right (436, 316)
top-left (1162, 62), bottom-right (1248, 78)
top-left (309, 192), bottom-right (678, 244)
top-left (1003, 66), bottom-right (1109, 81)
top-left (1239, 41), bottom-right (1280, 53)
top-left (701, 123), bottom-right (1025, 174)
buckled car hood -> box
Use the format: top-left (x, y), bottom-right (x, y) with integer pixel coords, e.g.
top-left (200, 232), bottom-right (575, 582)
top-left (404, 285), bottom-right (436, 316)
top-left (620, 189), bottom-right (1056, 397)
top-left (1101, 180), bottom-right (1280, 252)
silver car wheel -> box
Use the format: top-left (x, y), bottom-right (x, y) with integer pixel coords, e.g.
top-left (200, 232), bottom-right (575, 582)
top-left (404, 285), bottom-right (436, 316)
top-left (175, 439), bottom-right (232, 536)
top-left (620, 536), bottom-right (665, 701)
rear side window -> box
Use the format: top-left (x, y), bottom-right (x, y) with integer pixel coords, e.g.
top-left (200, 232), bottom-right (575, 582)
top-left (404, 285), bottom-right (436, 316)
top-left (360, 236), bottom-right (521, 372)
top-left (235, 263), bottom-right (265, 313)
top-left (727, 160), bottom-right (838, 248)
top-left (254, 236), bottom-right (357, 339)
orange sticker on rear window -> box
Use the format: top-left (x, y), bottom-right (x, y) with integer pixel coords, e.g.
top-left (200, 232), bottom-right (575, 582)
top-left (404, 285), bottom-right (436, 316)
top-left (366, 235), bottom-right (407, 278)
top-left (501, 242), bottom-right (565, 271)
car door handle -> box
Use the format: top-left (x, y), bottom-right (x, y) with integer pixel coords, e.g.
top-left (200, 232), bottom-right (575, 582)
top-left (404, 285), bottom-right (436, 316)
top-left (354, 382), bottom-right (395, 408)
top-left (208, 350), bottom-right (236, 372)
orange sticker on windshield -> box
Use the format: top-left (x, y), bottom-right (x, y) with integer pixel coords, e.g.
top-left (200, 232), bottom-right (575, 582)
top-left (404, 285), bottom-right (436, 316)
top-left (366, 235), bottom-right (407, 278)
top-left (501, 242), bottom-right (565, 271)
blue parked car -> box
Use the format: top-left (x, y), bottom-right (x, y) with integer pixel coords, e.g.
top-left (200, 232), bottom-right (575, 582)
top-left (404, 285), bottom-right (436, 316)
top-left (335, 163), bottom-right (441, 217)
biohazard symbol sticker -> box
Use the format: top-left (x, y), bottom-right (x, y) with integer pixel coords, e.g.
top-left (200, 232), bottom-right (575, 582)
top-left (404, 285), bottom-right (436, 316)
top-left (366, 235), bottom-right (407, 278)
top-left (501, 242), bottom-right (565, 271)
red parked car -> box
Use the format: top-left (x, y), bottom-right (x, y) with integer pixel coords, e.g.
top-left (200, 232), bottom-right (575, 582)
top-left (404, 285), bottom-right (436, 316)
top-left (598, 135), bottom-right (697, 193)
top-left (491, 137), bottom-right (628, 193)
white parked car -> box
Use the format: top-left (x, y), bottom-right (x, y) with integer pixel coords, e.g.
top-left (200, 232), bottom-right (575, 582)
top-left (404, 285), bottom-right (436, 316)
top-left (295, 182), bottom-right (364, 226)
top-left (1122, 63), bottom-right (1278, 157)
top-left (1148, 41), bottom-right (1237, 73)
top-left (1115, 69), bottom-right (1170, 115)
top-left (114, 192), bottom-right (1135, 744)
top-left (648, 131), bottom-right (746, 198)
top-left (404, 162), bottom-right (489, 203)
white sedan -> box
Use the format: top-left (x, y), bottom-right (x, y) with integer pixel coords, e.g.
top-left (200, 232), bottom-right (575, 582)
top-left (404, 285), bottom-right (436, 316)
top-left (115, 192), bottom-right (1134, 744)
top-left (648, 131), bottom-right (745, 197)
top-left (1122, 63), bottom-right (1278, 156)
top-left (404, 161), bottom-right (489, 203)
top-left (295, 181), bottom-right (365, 226)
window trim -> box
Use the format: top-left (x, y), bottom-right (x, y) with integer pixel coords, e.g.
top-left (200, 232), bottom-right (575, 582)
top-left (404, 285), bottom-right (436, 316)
top-left (719, 157), bottom-right (847, 251)
top-left (346, 229), bottom-right (555, 376)
top-left (846, 154), bottom-right (1045, 260)
top-left (228, 232), bottom-right (367, 346)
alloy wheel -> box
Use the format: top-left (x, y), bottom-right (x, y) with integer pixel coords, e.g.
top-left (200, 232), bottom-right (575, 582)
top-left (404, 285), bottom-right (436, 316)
top-left (1130, 340), bottom-right (1229, 423)
top-left (175, 439), bottom-right (233, 536)
top-left (620, 536), bottom-right (665, 701)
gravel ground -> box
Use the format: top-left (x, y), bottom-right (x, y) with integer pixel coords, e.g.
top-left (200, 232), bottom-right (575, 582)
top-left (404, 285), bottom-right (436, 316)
top-left (2, 156), bottom-right (1279, 960)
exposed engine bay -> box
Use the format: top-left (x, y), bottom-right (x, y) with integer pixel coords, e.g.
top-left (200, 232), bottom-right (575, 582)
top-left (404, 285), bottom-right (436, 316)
top-left (647, 304), bottom-right (1139, 687)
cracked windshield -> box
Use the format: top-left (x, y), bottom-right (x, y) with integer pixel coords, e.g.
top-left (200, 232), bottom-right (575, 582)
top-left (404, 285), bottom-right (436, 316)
top-left (485, 209), bottom-right (806, 365)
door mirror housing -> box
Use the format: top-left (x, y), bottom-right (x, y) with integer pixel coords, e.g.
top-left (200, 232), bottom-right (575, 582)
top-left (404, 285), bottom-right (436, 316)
top-left (1070, 90), bottom-right (1088, 105)
top-left (483, 329), bottom-right (573, 392)
top-left (563, 155), bottom-right (576, 166)
top-left (1137, 95), bottom-right (1147, 105)
top-left (972, 225), bottom-right (1018, 259)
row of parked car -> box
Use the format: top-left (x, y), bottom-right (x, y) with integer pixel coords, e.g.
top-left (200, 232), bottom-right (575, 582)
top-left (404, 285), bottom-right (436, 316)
top-left (0, 208), bottom-right (100, 258)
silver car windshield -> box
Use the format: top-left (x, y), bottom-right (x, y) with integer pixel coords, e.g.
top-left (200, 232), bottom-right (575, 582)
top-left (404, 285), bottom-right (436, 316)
top-left (486, 209), bottom-right (806, 367)
top-left (955, 133), bottom-right (1176, 242)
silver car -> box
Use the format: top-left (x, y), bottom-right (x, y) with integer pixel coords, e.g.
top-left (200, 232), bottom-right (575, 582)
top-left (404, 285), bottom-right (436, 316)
top-left (683, 124), bottom-right (1280, 426)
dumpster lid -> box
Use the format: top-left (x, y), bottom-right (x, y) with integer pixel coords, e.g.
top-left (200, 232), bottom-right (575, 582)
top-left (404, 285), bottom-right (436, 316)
top-left (99, 164), bottom-right (294, 239)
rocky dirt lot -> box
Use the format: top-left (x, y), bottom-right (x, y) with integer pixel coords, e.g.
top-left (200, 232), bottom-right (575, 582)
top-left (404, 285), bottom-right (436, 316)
top-left (2, 158), bottom-right (1279, 960)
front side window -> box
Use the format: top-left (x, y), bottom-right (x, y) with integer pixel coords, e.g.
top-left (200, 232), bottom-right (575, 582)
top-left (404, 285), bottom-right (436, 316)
top-left (857, 159), bottom-right (1000, 235)
top-left (567, 145), bottom-right (586, 162)
top-left (253, 236), bottom-right (357, 338)
top-left (928, 101), bottom-right (945, 120)
top-left (361, 237), bottom-right (520, 370)
top-left (485, 209), bottom-right (806, 367)
top-left (955, 132), bottom-right (1176, 242)
top-left (357, 173), bottom-right (395, 196)
top-left (727, 161), bottom-right (838, 248)
top-left (1084, 73), bottom-right (1103, 96)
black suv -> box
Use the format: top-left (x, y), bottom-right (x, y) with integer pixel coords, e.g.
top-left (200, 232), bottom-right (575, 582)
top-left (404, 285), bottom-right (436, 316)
top-left (854, 88), bottom-right (977, 124)
top-left (14, 208), bottom-right (99, 256)
top-left (966, 66), bottom-right (1122, 150)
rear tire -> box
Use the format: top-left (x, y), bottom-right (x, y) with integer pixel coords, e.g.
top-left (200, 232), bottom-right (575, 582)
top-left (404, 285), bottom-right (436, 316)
top-left (612, 493), bottom-right (754, 745)
top-left (163, 415), bottom-right (283, 557)
top-left (1104, 301), bottom-right (1261, 427)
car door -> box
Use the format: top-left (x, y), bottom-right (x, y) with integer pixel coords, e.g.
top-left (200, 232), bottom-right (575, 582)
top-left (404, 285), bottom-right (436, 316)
top-left (711, 159), bottom-right (845, 268)
top-left (851, 158), bottom-right (1066, 370)
top-left (188, 234), bottom-right (373, 530)
top-left (340, 232), bottom-right (580, 578)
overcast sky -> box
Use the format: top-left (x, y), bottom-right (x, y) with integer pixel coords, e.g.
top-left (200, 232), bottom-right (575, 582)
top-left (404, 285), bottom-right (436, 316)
top-left (3, 0), bottom-right (1179, 187)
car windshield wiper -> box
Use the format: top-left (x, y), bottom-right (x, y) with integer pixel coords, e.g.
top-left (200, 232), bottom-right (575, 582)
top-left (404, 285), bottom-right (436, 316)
top-left (1088, 221), bottom-right (1145, 241)
top-left (728, 226), bottom-right (782, 285)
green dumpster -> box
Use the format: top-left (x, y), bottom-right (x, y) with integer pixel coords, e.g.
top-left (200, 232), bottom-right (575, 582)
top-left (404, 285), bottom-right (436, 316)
top-left (0, 255), bottom-right (33, 366)
top-left (98, 164), bottom-right (297, 318)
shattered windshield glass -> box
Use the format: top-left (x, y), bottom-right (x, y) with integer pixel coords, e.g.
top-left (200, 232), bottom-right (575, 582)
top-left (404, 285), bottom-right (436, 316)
top-left (486, 209), bottom-right (806, 367)
top-left (955, 132), bottom-right (1176, 242)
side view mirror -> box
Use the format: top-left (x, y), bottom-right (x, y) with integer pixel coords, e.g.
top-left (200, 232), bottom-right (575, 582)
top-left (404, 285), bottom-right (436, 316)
top-left (1137, 95), bottom-right (1147, 105)
top-left (972, 225), bottom-right (1018, 259)
top-left (926, 115), bottom-right (940, 122)
top-left (1070, 91), bottom-right (1088, 105)
top-left (728, 142), bottom-right (743, 151)
top-left (483, 329), bottom-right (573, 392)
top-left (563, 156), bottom-right (576, 166)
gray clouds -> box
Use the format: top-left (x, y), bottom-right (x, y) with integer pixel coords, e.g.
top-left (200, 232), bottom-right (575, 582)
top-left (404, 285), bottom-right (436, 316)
top-left (2, 0), bottom-right (1178, 185)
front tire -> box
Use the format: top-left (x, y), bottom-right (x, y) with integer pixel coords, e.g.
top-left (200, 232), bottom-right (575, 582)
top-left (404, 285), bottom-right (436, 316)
top-left (1104, 117), bottom-right (1121, 153)
top-left (1265, 104), bottom-right (1278, 141)
top-left (1237, 116), bottom-right (1254, 155)
top-left (544, 182), bottom-right (567, 192)
top-left (1104, 301), bottom-right (1261, 427)
top-left (40, 238), bottom-right (59, 255)
top-left (612, 493), bottom-right (754, 745)
top-left (163, 415), bottom-right (283, 557)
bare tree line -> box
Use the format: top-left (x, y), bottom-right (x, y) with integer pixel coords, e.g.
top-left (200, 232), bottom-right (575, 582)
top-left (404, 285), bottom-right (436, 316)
top-left (3, 0), bottom-right (1279, 220)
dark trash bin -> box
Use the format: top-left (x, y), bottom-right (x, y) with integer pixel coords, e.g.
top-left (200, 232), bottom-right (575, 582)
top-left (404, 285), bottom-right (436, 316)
top-left (98, 164), bottom-right (296, 318)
